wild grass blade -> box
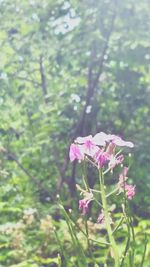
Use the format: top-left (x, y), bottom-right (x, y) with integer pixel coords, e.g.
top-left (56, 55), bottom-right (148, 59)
top-left (140, 234), bottom-right (148, 267)
top-left (60, 205), bottom-right (88, 267)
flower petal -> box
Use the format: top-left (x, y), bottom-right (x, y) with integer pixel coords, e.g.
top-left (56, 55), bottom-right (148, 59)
top-left (75, 135), bottom-right (93, 144)
top-left (69, 143), bottom-right (84, 162)
top-left (113, 138), bottom-right (134, 148)
top-left (93, 132), bottom-right (107, 146)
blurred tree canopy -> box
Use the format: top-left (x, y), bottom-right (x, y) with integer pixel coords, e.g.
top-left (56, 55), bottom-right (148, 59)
top-left (0, 0), bottom-right (150, 221)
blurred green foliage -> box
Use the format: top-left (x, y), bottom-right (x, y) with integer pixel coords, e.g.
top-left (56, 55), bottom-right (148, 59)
top-left (0, 0), bottom-right (150, 266)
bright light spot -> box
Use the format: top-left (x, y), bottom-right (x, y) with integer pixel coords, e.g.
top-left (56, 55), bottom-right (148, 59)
top-left (73, 105), bottom-right (78, 111)
top-left (86, 105), bottom-right (92, 114)
top-left (0, 72), bottom-right (8, 80)
top-left (145, 54), bottom-right (150, 60)
top-left (53, 9), bottom-right (81, 35)
top-left (32, 13), bottom-right (40, 22)
top-left (71, 93), bottom-right (80, 103)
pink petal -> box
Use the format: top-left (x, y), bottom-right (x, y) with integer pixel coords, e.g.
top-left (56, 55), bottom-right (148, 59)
top-left (69, 144), bottom-right (84, 162)
top-left (76, 135), bottom-right (93, 144)
top-left (95, 150), bottom-right (110, 167)
top-left (125, 184), bottom-right (136, 200)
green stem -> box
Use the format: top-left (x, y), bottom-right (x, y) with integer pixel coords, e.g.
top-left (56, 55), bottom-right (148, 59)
top-left (89, 238), bottom-right (110, 246)
top-left (120, 235), bottom-right (130, 267)
top-left (112, 216), bottom-right (124, 235)
top-left (84, 218), bottom-right (96, 264)
top-left (99, 169), bottom-right (120, 267)
top-left (106, 187), bottom-right (119, 198)
top-left (82, 160), bottom-right (89, 191)
top-left (54, 229), bottom-right (68, 265)
top-left (129, 216), bottom-right (135, 265)
top-left (140, 234), bottom-right (148, 267)
top-left (85, 217), bottom-right (90, 251)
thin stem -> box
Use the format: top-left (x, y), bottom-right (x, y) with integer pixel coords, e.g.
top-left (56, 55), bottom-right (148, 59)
top-left (120, 235), bottom-right (130, 267)
top-left (86, 156), bottom-right (98, 168)
top-left (82, 160), bottom-right (89, 191)
top-left (140, 234), bottom-right (148, 267)
top-left (90, 188), bottom-right (101, 193)
top-left (93, 196), bottom-right (103, 207)
top-left (84, 218), bottom-right (95, 263)
top-left (85, 217), bottom-right (90, 249)
top-left (69, 214), bottom-right (87, 237)
top-left (112, 216), bottom-right (124, 235)
top-left (99, 169), bottom-right (120, 267)
top-left (115, 149), bottom-right (122, 157)
top-left (106, 187), bottom-right (119, 198)
top-left (129, 216), bottom-right (135, 265)
top-left (103, 167), bottom-right (111, 175)
top-left (89, 238), bottom-right (110, 246)
top-left (120, 203), bottom-right (131, 267)
top-left (60, 205), bottom-right (88, 267)
top-left (54, 229), bottom-right (68, 265)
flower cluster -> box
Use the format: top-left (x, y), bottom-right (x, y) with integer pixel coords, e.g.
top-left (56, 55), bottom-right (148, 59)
top-left (68, 131), bottom-right (138, 266)
top-left (118, 167), bottom-right (136, 200)
top-left (76, 185), bottom-right (94, 215)
top-left (69, 132), bottom-right (133, 169)
top-left (69, 132), bottom-right (136, 219)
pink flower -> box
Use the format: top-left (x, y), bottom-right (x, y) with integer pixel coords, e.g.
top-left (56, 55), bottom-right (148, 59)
top-left (79, 192), bottom-right (93, 215)
top-left (75, 135), bottom-right (99, 157)
top-left (95, 149), bottom-right (110, 168)
top-left (76, 132), bottom-right (109, 148)
top-left (97, 209), bottom-right (113, 224)
top-left (117, 168), bottom-right (136, 200)
top-left (97, 209), bottom-right (105, 224)
top-left (71, 132), bottom-right (134, 167)
top-left (108, 154), bottom-right (124, 170)
top-left (69, 143), bottom-right (84, 162)
top-left (125, 184), bottom-right (136, 200)
top-left (79, 199), bottom-right (91, 215)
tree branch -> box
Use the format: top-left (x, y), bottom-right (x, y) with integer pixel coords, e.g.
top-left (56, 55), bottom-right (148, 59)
top-left (39, 54), bottom-right (48, 103)
top-left (15, 76), bottom-right (42, 87)
top-left (57, 8), bottom-right (117, 192)
top-left (78, 11), bottom-right (116, 136)
top-left (92, 11), bottom-right (116, 91)
top-left (4, 149), bottom-right (38, 184)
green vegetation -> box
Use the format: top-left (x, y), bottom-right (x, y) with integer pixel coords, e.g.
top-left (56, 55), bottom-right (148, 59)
top-left (0, 0), bottom-right (150, 266)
